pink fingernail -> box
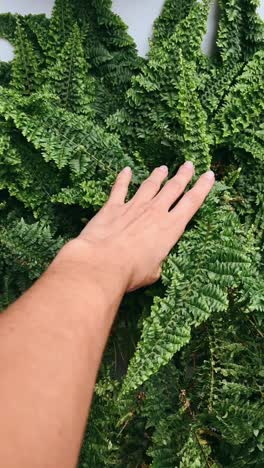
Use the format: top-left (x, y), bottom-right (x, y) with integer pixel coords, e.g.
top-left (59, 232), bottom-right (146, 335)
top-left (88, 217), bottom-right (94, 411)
top-left (159, 165), bottom-right (168, 172)
top-left (204, 170), bottom-right (215, 180)
top-left (122, 166), bottom-right (132, 174)
top-left (184, 161), bottom-right (194, 170)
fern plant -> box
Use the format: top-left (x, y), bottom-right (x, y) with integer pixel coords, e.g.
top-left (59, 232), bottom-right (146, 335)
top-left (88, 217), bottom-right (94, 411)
top-left (0, 1), bottom-right (264, 466)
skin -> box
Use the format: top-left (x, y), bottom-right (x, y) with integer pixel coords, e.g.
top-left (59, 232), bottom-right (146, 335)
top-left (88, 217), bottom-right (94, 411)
top-left (0, 161), bottom-right (214, 468)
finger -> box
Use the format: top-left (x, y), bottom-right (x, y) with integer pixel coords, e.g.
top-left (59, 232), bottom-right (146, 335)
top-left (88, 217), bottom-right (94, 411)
top-left (129, 165), bottom-right (168, 205)
top-left (156, 161), bottom-right (195, 209)
top-left (169, 170), bottom-right (215, 228)
top-left (109, 167), bottom-right (132, 204)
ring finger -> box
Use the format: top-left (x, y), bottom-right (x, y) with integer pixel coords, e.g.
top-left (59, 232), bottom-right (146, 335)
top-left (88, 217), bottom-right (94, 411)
top-left (156, 161), bottom-right (194, 209)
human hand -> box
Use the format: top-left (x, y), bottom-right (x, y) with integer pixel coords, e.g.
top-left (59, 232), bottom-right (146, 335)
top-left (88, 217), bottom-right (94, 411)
top-left (68, 162), bottom-right (214, 293)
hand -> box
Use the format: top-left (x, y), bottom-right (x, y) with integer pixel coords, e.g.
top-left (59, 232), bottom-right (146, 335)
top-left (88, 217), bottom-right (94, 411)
top-left (65, 162), bottom-right (214, 293)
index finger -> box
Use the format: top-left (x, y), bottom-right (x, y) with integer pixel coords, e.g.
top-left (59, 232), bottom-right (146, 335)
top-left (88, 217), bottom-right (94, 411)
top-left (169, 170), bottom-right (215, 229)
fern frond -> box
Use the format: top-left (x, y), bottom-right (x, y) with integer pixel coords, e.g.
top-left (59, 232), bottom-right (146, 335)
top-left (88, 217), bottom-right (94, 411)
top-left (51, 180), bottom-right (108, 209)
top-left (151, 0), bottom-right (196, 47)
top-left (24, 14), bottom-right (50, 52)
top-left (0, 62), bottom-right (11, 87)
top-left (178, 432), bottom-right (212, 468)
top-left (176, 53), bottom-right (211, 173)
top-left (213, 50), bottom-right (264, 147)
top-left (47, 23), bottom-right (95, 115)
top-left (0, 88), bottom-right (147, 185)
top-left (11, 18), bottom-right (41, 95)
top-left (0, 13), bottom-right (17, 44)
top-left (0, 218), bottom-right (64, 310)
top-left (45, 0), bottom-right (75, 65)
top-left (217, 0), bottom-right (264, 65)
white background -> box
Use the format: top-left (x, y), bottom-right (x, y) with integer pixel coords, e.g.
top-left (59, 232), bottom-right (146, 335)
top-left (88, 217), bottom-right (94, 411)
top-left (1, 0), bottom-right (264, 61)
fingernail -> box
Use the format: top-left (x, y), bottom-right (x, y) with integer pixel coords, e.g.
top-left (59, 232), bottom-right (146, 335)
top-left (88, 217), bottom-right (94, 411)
top-left (204, 170), bottom-right (215, 180)
top-left (159, 165), bottom-right (168, 173)
top-left (184, 161), bottom-right (194, 170)
top-left (122, 166), bottom-right (132, 174)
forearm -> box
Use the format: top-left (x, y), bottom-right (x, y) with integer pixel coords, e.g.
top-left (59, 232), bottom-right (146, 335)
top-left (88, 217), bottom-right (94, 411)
top-left (0, 240), bottom-right (125, 468)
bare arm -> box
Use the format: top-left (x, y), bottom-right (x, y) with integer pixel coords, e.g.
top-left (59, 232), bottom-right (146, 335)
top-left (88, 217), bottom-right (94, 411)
top-left (0, 162), bottom-right (214, 468)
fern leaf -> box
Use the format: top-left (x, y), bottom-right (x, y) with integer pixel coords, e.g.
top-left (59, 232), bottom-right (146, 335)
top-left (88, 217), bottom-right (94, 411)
top-left (151, 0), bottom-right (196, 47)
top-left (212, 50), bottom-right (264, 143)
top-left (217, 0), bottom-right (264, 65)
top-left (11, 18), bottom-right (40, 95)
top-left (45, 0), bottom-right (75, 65)
top-left (47, 23), bottom-right (95, 115)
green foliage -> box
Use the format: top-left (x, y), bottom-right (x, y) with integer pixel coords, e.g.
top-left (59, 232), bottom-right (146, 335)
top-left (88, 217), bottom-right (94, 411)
top-left (0, 217), bottom-right (64, 309)
top-left (45, 0), bottom-right (75, 66)
top-left (213, 50), bottom-right (264, 155)
top-left (47, 23), bottom-right (95, 114)
top-left (151, 0), bottom-right (196, 46)
top-left (11, 18), bottom-right (41, 94)
top-left (0, 62), bottom-right (11, 87)
top-left (0, 0), bottom-right (264, 466)
top-left (217, 0), bottom-right (264, 64)
top-left (0, 13), bottom-right (17, 43)
top-left (176, 53), bottom-right (211, 173)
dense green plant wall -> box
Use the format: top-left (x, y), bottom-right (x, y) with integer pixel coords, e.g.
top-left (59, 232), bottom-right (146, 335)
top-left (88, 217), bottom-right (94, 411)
top-left (0, 1), bottom-right (264, 466)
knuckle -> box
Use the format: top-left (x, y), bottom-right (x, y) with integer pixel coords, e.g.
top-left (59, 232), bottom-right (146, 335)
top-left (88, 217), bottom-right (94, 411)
top-left (169, 178), bottom-right (184, 193)
top-left (143, 178), bottom-right (159, 190)
top-left (144, 202), bottom-right (155, 214)
top-left (107, 198), bottom-right (121, 208)
top-left (149, 199), bottom-right (163, 214)
top-left (152, 267), bottom-right (162, 282)
top-left (184, 190), bottom-right (199, 209)
top-left (178, 166), bottom-right (193, 183)
top-left (114, 180), bottom-right (125, 190)
top-left (179, 165), bottom-right (192, 176)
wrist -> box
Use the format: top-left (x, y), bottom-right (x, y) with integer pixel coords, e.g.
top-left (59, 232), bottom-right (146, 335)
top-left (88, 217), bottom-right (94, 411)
top-left (48, 238), bottom-right (128, 302)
